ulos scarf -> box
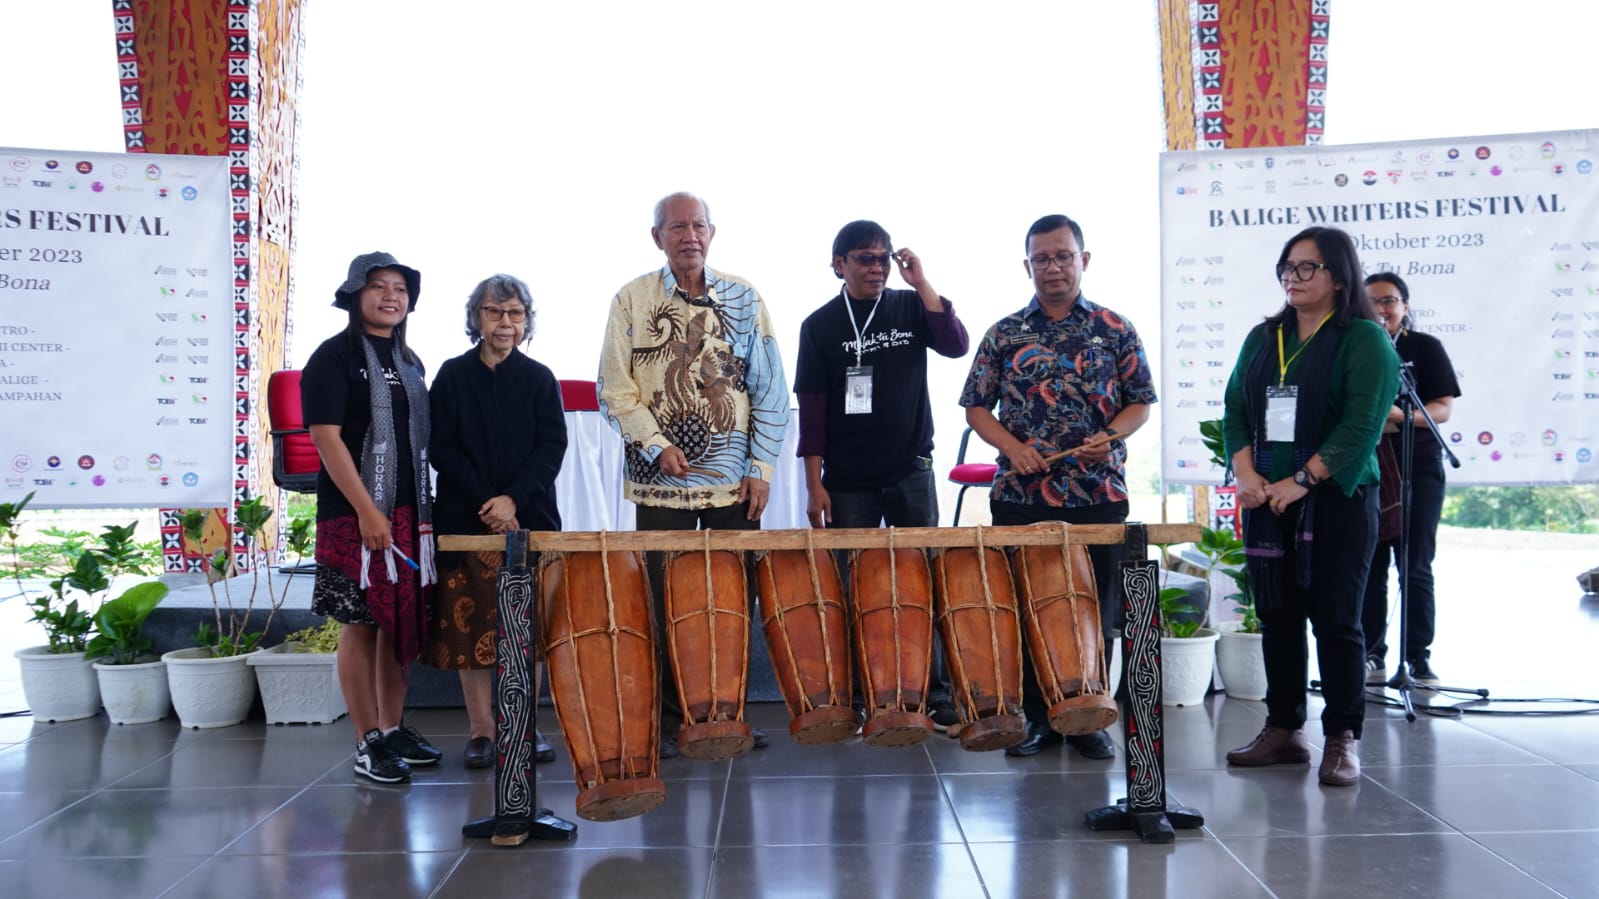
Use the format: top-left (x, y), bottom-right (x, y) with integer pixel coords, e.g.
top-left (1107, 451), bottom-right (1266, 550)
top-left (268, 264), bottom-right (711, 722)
top-left (360, 336), bottom-right (436, 588)
top-left (1240, 318), bottom-right (1344, 612)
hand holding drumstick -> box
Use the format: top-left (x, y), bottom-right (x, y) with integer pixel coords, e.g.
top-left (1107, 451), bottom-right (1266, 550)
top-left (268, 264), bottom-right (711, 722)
top-left (999, 429), bottom-right (1119, 481)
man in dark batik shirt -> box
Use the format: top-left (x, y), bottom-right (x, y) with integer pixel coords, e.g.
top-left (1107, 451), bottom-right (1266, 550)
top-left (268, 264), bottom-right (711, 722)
top-left (959, 213), bottom-right (1157, 760)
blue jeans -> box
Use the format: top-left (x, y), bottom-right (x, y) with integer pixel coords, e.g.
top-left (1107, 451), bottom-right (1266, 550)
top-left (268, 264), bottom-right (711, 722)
top-left (826, 469), bottom-right (951, 706)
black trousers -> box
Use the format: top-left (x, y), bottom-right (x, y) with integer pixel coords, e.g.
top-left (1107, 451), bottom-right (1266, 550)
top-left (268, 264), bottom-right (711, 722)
top-left (1363, 453), bottom-right (1445, 664)
top-left (635, 502), bottom-right (759, 730)
top-left (1254, 485), bottom-right (1377, 739)
top-left (991, 499), bottom-right (1128, 726)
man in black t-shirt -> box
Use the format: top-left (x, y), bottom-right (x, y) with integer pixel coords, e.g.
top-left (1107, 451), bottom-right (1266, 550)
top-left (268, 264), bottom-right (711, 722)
top-left (794, 220), bottom-right (970, 727)
top-left (1362, 273), bottom-right (1461, 684)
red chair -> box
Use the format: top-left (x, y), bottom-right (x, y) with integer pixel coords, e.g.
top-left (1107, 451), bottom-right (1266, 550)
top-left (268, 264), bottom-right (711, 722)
top-left (948, 427), bottom-right (997, 526)
top-left (267, 369), bottom-right (320, 494)
top-left (559, 379), bottom-right (599, 412)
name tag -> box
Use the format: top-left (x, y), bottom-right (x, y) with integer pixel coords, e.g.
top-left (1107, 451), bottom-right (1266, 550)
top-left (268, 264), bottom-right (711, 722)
top-left (845, 365), bottom-right (873, 415)
top-left (1265, 385), bottom-right (1298, 442)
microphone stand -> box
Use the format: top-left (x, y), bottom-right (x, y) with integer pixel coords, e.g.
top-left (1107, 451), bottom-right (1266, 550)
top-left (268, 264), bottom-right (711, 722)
top-left (1379, 362), bottom-right (1487, 721)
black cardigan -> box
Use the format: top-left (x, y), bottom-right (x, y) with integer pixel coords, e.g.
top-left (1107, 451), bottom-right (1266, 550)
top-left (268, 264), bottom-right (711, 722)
top-left (428, 345), bottom-right (567, 550)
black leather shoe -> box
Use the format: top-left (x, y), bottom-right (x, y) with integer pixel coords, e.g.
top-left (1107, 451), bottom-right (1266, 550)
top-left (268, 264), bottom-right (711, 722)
top-left (751, 726), bottom-right (769, 749)
top-left (659, 730), bottom-right (679, 760)
top-left (463, 736), bottom-right (493, 769)
top-left (1004, 720), bottom-right (1064, 757)
top-left (1065, 729), bottom-right (1116, 760)
top-left (535, 730), bottom-right (555, 764)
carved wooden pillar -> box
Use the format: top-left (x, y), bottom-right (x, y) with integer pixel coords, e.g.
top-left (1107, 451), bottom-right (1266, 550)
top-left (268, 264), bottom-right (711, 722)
top-left (113, 0), bottom-right (303, 572)
top-left (1158, 0), bottom-right (1328, 151)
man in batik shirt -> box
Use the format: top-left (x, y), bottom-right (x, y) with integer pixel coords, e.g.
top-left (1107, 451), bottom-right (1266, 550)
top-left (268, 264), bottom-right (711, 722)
top-left (959, 213), bottom-right (1157, 760)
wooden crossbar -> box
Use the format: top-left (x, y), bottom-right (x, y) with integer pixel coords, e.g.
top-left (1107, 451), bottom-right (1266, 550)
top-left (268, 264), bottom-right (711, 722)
top-left (439, 522), bottom-right (1202, 554)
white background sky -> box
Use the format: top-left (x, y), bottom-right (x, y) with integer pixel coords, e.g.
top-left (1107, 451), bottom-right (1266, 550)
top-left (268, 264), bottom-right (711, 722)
top-left (4, 1), bottom-right (1597, 501)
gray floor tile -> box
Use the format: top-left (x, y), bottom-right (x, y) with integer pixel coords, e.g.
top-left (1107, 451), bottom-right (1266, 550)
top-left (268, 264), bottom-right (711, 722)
top-left (0, 856), bottom-right (210, 899)
top-left (437, 847), bottom-right (712, 898)
top-left (719, 774), bottom-right (963, 847)
top-left (1166, 767), bottom-right (1450, 837)
top-left (1569, 764), bottom-right (1599, 783)
top-left (1471, 829), bottom-right (1599, 898)
top-left (1461, 713), bottom-right (1599, 766)
top-left (0, 785), bottom-right (300, 859)
top-left (712, 844), bottom-right (986, 898)
top-left (1225, 833), bottom-right (1563, 899)
top-left (1364, 763), bottom-right (1599, 832)
top-left (0, 733), bottom-right (175, 793)
top-left (521, 777), bottom-right (726, 849)
top-left (162, 850), bottom-right (462, 899)
top-left (969, 838), bottom-right (1270, 899)
top-left (0, 790), bottom-right (90, 843)
top-left (941, 771), bottom-right (1167, 843)
top-left (1355, 717), bottom-right (1548, 767)
top-left (224, 782), bottom-right (489, 855)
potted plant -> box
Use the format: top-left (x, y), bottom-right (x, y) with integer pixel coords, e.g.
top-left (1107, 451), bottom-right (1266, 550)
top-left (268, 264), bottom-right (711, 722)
top-left (1214, 567), bottom-right (1267, 701)
top-left (1157, 526), bottom-right (1244, 707)
top-left (249, 616), bottom-right (347, 725)
top-left (87, 581), bottom-right (173, 724)
top-left (4, 493), bottom-right (160, 722)
top-left (163, 497), bottom-right (307, 728)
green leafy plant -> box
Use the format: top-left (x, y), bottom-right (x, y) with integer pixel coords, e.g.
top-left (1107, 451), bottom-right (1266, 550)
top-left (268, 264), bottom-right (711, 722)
top-left (84, 582), bottom-right (171, 664)
top-left (1199, 417), bottom-right (1229, 470)
top-left (1226, 567), bottom-right (1261, 634)
top-left (3, 493), bottom-right (162, 654)
top-left (1158, 525), bottom-right (1247, 639)
top-left (283, 618), bottom-right (341, 653)
top-left (183, 496), bottom-right (314, 658)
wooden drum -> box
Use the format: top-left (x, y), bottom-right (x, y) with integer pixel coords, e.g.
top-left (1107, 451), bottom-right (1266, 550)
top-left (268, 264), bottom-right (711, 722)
top-left (1014, 543), bottom-right (1118, 736)
top-left (539, 548), bottom-right (667, 822)
top-left (850, 544), bottom-right (936, 747)
top-left (664, 546), bottom-right (754, 761)
top-left (755, 547), bottom-right (856, 745)
top-left (932, 545), bottom-right (1027, 752)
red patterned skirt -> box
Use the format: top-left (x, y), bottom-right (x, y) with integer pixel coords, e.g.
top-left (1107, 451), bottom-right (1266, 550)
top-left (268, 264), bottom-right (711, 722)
top-left (311, 505), bottom-right (430, 667)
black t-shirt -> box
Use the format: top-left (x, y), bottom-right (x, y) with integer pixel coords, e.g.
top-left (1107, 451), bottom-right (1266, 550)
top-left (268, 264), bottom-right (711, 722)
top-left (1388, 328), bottom-right (1461, 461)
top-left (300, 332), bottom-right (421, 521)
top-left (794, 288), bottom-right (938, 491)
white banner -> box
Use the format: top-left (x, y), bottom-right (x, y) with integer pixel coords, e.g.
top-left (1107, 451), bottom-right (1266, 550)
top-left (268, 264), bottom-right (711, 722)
top-left (1, 147), bottom-right (233, 508)
top-left (1160, 128), bottom-right (1599, 486)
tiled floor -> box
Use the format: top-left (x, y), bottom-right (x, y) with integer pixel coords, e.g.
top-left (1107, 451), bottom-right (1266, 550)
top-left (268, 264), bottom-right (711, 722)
top-left (0, 525), bottom-right (1596, 898)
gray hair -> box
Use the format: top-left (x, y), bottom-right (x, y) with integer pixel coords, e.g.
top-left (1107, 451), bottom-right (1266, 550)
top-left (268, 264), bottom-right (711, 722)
top-left (653, 191), bottom-right (713, 231)
top-left (464, 274), bottom-right (535, 343)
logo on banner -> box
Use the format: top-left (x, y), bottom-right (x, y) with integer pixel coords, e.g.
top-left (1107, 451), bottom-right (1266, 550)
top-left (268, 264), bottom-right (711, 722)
top-left (182, 472), bottom-right (199, 487)
top-left (145, 163), bottom-right (161, 180)
top-left (1580, 160), bottom-right (1594, 174)
top-left (11, 456), bottom-right (31, 473)
top-left (1541, 141), bottom-right (1557, 158)
top-left (1361, 171), bottom-right (1377, 186)
top-left (181, 186), bottom-right (197, 201)
top-left (1475, 146), bottom-right (1491, 160)
top-left (75, 161), bottom-right (92, 174)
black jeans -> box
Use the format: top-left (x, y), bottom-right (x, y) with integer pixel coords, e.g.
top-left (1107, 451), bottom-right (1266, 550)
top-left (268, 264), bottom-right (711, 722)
top-left (635, 503), bottom-right (759, 730)
top-left (1255, 485), bottom-right (1377, 739)
top-left (828, 468), bottom-right (952, 706)
top-left (991, 499), bottom-right (1129, 726)
top-left (1363, 453), bottom-right (1445, 664)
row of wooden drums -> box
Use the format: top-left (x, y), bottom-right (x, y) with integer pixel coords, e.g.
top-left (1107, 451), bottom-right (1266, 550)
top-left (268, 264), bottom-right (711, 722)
top-left (538, 543), bottom-right (1117, 822)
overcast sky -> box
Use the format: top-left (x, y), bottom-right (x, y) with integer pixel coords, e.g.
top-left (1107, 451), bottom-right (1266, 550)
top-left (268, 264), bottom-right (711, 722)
top-left (4, 0), bottom-right (1597, 496)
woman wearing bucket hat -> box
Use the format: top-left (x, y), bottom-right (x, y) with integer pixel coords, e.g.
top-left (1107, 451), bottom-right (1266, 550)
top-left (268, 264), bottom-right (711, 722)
top-left (426, 274), bottom-right (567, 769)
top-left (302, 251), bottom-right (443, 784)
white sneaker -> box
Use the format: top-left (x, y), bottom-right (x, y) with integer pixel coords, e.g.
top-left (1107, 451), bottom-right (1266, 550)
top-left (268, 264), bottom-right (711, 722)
top-left (1364, 656), bottom-right (1388, 685)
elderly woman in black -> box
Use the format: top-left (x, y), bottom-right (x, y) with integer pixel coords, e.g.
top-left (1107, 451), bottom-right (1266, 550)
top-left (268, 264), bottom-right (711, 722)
top-left (427, 274), bottom-right (567, 769)
top-left (1221, 227), bottom-right (1399, 787)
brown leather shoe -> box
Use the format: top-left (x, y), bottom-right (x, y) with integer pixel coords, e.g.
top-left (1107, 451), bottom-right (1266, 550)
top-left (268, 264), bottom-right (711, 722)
top-left (1226, 725), bottom-right (1312, 767)
top-left (1319, 730), bottom-right (1360, 786)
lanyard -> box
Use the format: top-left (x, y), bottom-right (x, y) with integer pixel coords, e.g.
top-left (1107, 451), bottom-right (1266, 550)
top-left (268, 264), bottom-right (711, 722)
top-left (843, 288), bottom-right (883, 368)
top-left (1276, 312), bottom-right (1334, 386)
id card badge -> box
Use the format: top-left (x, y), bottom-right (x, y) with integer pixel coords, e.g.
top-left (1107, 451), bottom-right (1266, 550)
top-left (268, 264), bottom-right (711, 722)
top-left (1265, 385), bottom-right (1298, 442)
top-left (845, 365), bottom-right (874, 414)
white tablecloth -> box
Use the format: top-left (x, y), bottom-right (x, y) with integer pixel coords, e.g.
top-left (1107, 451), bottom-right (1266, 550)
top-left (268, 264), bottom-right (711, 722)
top-left (554, 411), bottom-right (806, 531)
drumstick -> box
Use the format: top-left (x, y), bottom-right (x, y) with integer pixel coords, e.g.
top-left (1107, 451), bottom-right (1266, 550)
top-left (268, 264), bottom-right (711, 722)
top-left (996, 431), bottom-right (1118, 482)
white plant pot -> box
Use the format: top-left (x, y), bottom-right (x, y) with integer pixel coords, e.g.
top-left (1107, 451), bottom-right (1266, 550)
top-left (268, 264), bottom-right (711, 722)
top-left (1161, 627), bottom-right (1220, 707)
top-left (94, 658), bottom-right (171, 725)
top-left (248, 642), bottom-right (346, 725)
top-left (162, 647), bottom-right (259, 728)
top-left (1214, 621), bottom-right (1268, 701)
top-left (13, 646), bottom-right (101, 722)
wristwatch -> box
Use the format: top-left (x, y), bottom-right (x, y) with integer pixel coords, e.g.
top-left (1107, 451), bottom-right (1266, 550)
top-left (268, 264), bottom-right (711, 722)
top-left (1293, 469), bottom-right (1315, 488)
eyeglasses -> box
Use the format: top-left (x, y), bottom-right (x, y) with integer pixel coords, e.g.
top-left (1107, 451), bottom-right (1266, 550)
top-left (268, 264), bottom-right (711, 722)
top-left (1371, 297), bottom-right (1403, 307)
top-left (480, 305), bottom-right (527, 322)
top-left (1276, 261), bottom-right (1330, 282)
top-left (1029, 252), bottom-right (1080, 270)
top-left (849, 253), bottom-right (894, 268)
